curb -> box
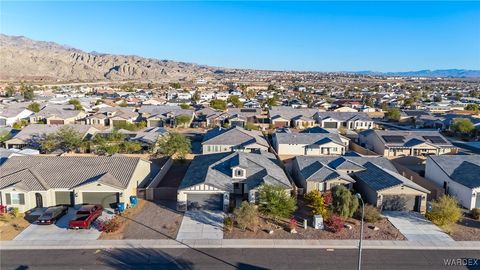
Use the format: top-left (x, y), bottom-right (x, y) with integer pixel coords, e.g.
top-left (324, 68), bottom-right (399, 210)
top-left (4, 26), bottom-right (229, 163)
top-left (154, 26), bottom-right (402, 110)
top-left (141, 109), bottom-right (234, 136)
top-left (1, 240), bottom-right (479, 251)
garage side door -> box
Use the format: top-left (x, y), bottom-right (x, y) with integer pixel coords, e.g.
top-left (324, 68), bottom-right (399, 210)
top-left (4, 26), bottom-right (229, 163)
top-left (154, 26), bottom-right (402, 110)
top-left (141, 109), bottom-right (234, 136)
top-left (187, 194), bottom-right (223, 211)
top-left (55, 191), bottom-right (74, 206)
top-left (382, 195), bottom-right (416, 211)
top-left (476, 193), bottom-right (480, 209)
top-left (82, 192), bottom-right (119, 208)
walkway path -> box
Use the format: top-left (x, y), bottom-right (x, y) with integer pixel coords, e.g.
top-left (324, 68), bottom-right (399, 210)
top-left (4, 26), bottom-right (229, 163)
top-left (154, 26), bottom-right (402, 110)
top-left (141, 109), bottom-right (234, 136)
top-left (176, 210), bottom-right (224, 240)
top-left (383, 211), bottom-right (454, 242)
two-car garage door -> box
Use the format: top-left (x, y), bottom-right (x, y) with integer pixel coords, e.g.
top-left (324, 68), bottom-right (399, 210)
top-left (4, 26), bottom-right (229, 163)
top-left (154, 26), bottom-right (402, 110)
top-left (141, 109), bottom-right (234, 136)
top-left (382, 195), bottom-right (420, 212)
top-left (82, 192), bottom-right (119, 209)
top-left (55, 191), bottom-right (119, 208)
top-left (187, 194), bottom-right (223, 211)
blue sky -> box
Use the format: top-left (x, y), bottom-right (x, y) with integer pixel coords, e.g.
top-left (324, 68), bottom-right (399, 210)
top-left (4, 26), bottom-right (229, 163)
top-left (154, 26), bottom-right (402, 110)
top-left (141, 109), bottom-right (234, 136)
top-left (1, 1), bottom-right (479, 72)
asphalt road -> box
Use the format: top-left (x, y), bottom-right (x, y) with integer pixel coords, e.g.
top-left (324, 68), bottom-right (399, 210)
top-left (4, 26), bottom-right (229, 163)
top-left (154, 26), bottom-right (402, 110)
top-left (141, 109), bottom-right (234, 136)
top-left (1, 248), bottom-right (479, 270)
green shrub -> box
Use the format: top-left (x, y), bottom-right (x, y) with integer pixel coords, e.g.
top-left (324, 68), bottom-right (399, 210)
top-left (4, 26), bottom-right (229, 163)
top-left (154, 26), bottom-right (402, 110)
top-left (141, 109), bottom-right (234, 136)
top-left (224, 216), bottom-right (233, 232)
top-left (471, 208), bottom-right (480, 220)
top-left (233, 202), bottom-right (259, 232)
top-left (331, 185), bottom-right (358, 219)
top-left (258, 184), bottom-right (296, 222)
top-left (426, 195), bottom-right (462, 229)
top-left (360, 204), bottom-right (381, 223)
top-left (10, 207), bottom-right (19, 218)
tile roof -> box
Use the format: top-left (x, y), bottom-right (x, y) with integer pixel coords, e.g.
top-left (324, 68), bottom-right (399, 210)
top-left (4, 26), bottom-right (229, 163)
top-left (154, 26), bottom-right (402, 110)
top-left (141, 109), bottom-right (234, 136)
top-left (179, 151), bottom-right (292, 191)
top-left (7, 124), bottom-right (96, 143)
top-left (428, 155), bottom-right (480, 189)
top-left (316, 112), bottom-right (372, 122)
top-left (202, 126), bottom-right (269, 148)
top-left (0, 156), bottom-right (145, 191)
top-left (34, 104), bottom-right (82, 119)
top-left (268, 106), bottom-right (320, 121)
top-left (274, 132), bottom-right (345, 146)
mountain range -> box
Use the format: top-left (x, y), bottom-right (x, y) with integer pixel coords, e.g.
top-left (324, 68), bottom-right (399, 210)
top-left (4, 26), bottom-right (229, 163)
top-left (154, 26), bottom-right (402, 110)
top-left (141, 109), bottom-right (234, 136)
top-left (0, 34), bottom-right (478, 82)
top-left (350, 69), bottom-right (480, 78)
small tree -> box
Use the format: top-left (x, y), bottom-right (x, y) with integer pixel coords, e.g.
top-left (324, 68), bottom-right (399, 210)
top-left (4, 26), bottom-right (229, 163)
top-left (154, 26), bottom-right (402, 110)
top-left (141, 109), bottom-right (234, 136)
top-left (233, 202), bottom-right (259, 232)
top-left (175, 115), bottom-right (192, 128)
top-left (27, 102), bottom-right (41, 113)
top-left (156, 132), bottom-right (191, 159)
top-left (304, 190), bottom-right (329, 218)
top-left (258, 184), bottom-right (296, 222)
top-left (451, 118), bottom-right (475, 134)
top-left (426, 195), bottom-right (462, 230)
top-left (465, 104), bottom-right (479, 112)
top-left (56, 126), bottom-right (84, 152)
top-left (386, 108), bottom-right (401, 121)
top-left (179, 103), bottom-right (190, 109)
top-left (121, 141), bottom-right (143, 153)
top-left (68, 99), bottom-right (83, 111)
top-left (210, 99), bottom-right (227, 111)
top-left (4, 85), bottom-right (16, 97)
top-left (244, 122), bottom-right (259, 131)
top-left (20, 83), bottom-right (35, 100)
top-left (331, 185), bottom-right (359, 219)
top-left (227, 95), bottom-right (243, 108)
top-left (40, 133), bottom-right (59, 153)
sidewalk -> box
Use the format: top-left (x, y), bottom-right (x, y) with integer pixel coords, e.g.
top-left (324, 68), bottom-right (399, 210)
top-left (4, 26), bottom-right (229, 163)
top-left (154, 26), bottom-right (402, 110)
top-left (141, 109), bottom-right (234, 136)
top-left (1, 239), bottom-right (479, 250)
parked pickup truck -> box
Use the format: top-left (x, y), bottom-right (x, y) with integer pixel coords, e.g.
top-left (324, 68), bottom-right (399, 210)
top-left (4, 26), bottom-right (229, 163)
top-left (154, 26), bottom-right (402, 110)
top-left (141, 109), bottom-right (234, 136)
top-left (68, 204), bottom-right (103, 229)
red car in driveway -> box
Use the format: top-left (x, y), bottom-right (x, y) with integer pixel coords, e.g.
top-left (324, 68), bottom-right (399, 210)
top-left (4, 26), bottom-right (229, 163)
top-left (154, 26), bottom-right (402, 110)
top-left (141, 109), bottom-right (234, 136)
top-left (68, 204), bottom-right (103, 229)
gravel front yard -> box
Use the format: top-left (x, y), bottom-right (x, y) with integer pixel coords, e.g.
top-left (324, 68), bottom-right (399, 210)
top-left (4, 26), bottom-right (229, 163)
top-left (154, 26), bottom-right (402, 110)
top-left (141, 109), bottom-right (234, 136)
top-left (224, 215), bottom-right (405, 240)
top-left (449, 215), bottom-right (480, 241)
top-left (225, 198), bottom-right (405, 240)
top-left (0, 214), bottom-right (31, 240)
top-left (100, 200), bottom-right (183, 240)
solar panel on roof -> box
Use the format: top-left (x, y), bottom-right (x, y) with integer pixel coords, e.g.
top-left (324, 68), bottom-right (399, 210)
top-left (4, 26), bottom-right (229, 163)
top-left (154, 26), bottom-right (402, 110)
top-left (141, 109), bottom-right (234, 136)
top-left (240, 109), bottom-right (257, 113)
top-left (382, 135), bottom-right (405, 143)
top-left (423, 136), bottom-right (447, 144)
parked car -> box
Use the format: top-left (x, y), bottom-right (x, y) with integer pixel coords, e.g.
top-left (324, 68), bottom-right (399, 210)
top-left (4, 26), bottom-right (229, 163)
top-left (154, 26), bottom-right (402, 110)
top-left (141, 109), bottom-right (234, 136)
top-left (37, 205), bottom-right (69, 225)
top-left (68, 204), bottom-right (103, 229)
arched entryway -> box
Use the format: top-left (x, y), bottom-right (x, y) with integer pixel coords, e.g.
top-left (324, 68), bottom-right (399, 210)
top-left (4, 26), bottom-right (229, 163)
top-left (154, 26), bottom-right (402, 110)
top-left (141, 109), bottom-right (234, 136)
top-left (35, 193), bottom-right (43, 208)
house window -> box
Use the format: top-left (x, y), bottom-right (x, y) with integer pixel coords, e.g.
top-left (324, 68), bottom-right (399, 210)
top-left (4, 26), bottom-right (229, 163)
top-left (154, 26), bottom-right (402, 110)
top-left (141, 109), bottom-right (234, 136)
top-left (235, 169), bottom-right (244, 178)
top-left (6, 193), bottom-right (25, 205)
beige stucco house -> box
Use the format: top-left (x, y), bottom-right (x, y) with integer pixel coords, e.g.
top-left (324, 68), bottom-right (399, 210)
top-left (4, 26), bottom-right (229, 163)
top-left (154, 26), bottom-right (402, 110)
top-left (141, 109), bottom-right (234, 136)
top-left (0, 156), bottom-right (154, 213)
top-left (358, 130), bottom-right (457, 157)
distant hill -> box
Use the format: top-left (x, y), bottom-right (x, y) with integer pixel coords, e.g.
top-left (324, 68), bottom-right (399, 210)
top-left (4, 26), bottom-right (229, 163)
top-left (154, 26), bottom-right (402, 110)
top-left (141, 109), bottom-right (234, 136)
top-left (0, 34), bottom-right (215, 82)
top-left (1, 34), bottom-right (478, 82)
top-left (351, 69), bottom-right (480, 78)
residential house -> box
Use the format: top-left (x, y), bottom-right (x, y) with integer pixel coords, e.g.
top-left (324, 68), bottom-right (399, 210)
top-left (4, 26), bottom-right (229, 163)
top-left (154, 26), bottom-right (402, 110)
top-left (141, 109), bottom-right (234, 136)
top-left (138, 105), bottom-right (195, 128)
top-left (86, 107), bottom-right (140, 127)
top-left (0, 156), bottom-right (154, 213)
top-left (0, 103), bottom-right (34, 127)
top-left (202, 126), bottom-right (269, 154)
top-left (315, 112), bottom-right (374, 131)
top-left (268, 106), bottom-right (320, 128)
top-left (425, 155), bottom-right (480, 209)
top-left (0, 148), bottom-right (39, 165)
top-left (358, 130), bottom-right (457, 157)
top-left (292, 155), bottom-right (429, 212)
top-left (272, 132), bottom-right (349, 157)
top-left (4, 124), bottom-right (98, 150)
top-left (30, 104), bottom-right (86, 125)
top-left (177, 151), bottom-right (292, 211)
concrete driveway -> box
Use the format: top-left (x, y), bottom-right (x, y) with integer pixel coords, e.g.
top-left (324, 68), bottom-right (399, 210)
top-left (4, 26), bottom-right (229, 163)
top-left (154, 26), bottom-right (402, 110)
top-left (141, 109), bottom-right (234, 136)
top-left (176, 210), bottom-right (224, 240)
top-left (14, 208), bottom-right (112, 241)
top-left (383, 211), bottom-right (454, 242)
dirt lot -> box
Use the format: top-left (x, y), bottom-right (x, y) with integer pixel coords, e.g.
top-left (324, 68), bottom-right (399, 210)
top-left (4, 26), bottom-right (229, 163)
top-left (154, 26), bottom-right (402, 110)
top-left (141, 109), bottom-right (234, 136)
top-left (0, 214), bottom-right (31, 240)
top-left (100, 199), bottom-right (183, 240)
top-left (225, 198), bottom-right (405, 240)
top-left (449, 215), bottom-right (480, 241)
